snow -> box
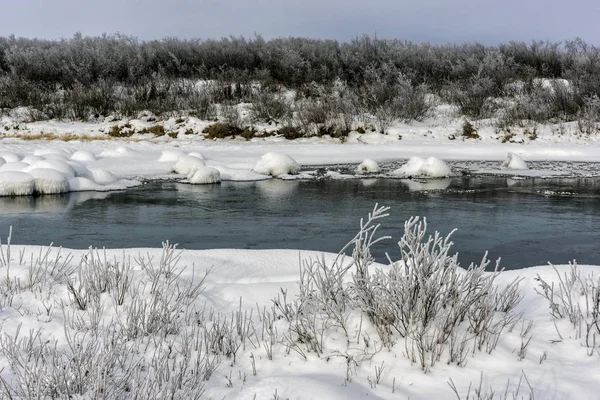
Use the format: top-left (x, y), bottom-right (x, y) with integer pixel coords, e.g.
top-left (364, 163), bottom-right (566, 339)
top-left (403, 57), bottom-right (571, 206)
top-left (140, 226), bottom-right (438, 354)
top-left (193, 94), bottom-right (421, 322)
top-left (70, 150), bottom-right (97, 162)
top-left (502, 152), bottom-right (529, 169)
top-left (158, 149), bottom-right (187, 162)
top-left (253, 152), bottom-right (300, 177)
top-left (187, 165), bottom-right (221, 184)
top-left (356, 158), bottom-right (380, 174)
top-left (391, 156), bottom-right (452, 178)
top-left (27, 168), bottom-right (70, 194)
top-left (0, 151), bottom-right (22, 163)
top-left (173, 154), bottom-right (206, 175)
top-left (0, 162), bottom-right (30, 172)
top-left (0, 171), bottom-right (34, 195)
top-left (86, 168), bottom-right (118, 185)
top-left (24, 159), bottom-right (77, 178)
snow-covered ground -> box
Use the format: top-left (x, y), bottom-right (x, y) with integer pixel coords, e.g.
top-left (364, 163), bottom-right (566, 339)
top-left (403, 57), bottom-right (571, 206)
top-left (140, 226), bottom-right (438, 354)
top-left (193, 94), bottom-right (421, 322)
top-left (1, 113), bottom-right (599, 398)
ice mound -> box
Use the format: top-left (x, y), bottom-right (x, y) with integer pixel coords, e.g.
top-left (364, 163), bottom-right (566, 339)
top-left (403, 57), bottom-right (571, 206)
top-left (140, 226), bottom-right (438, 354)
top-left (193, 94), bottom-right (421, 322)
top-left (174, 155), bottom-right (206, 175)
top-left (501, 152), bottom-right (528, 170)
top-left (28, 168), bottom-right (70, 194)
top-left (0, 162), bottom-right (29, 172)
top-left (356, 159), bottom-right (380, 174)
top-left (253, 153), bottom-right (300, 177)
top-left (87, 169), bottom-right (118, 185)
top-left (70, 150), bottom-right (97, 162)
top-left (187, 166), bottom-right (221, 184)
top-left (391, 156), bottom-right (452, 178)
top-left (0, 171), bottom-right (35, 196)
top-left (0, 152), bottom-right (22, 163)
top-left (24, 160), bottom-right (77, 179)
top-left (159, 149), bottom-right (187, 162)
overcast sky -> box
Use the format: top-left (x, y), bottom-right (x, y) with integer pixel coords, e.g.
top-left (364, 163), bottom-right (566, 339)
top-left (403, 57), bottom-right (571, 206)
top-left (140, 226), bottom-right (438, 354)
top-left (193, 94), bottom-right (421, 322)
top-left (1, 0), bottom-right (598, 45)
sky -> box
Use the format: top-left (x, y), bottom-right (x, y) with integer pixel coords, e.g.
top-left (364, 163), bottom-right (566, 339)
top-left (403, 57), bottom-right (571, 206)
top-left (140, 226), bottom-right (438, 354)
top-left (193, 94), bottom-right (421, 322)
top-left (1, 0), bottom-right (598, 45)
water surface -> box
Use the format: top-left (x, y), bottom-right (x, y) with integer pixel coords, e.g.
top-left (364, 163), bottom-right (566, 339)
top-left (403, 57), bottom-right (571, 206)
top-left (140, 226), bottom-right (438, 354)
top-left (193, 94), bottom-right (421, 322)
top-left (1, 177), bottom-right (599, 269)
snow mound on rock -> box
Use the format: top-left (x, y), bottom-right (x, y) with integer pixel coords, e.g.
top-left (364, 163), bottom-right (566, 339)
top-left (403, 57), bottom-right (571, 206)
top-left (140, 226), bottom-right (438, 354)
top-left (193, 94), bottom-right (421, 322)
top-left (214, 166), bottom-right (269, 181)
top-left (0, 152), bottom-right (22, 163)
top-left (501, 152), bottom-right (528, 170)
top-left (391, 156), bottom-right (452, 178)
top-left (87, 169), bottom-right (118, 185)
top-left (0, 171), bottom-right (35, 196)
top-left (159, 149), bottom-right (187, 162)
top-left (253, 153), bottom-right (300, 177)
top-left (25, 160), bottom-right (77, 179)
top-left (174, 155), bottom-right (206, 175)
top-left (0, 162), bottom-right (29, 172)
top-left (70, 150), bottom-right (97, 162)
top-left (187, 166), bottom-right (221, 184)
top-left (356, 159), bottom-right (380, 174)
top-left (188, 152), bottom-right (206, 160)
top-left (28, 168), bottom-right (70, 194)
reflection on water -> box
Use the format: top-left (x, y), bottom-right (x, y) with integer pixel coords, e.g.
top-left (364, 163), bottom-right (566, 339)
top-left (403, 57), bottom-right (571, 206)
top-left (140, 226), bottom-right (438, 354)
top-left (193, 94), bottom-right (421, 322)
top-left (1, 176), bottom-right (600, 270)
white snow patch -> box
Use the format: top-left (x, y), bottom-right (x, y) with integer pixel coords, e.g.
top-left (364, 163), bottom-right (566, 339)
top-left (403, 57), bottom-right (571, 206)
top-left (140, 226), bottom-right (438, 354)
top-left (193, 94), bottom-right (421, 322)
top-left (187, 151), bottom-right (206, 160)
top-left (0, 171), bottom-right (35, 196)
top-left (213, 166), bottom-right (269, 181)
top-left (0, 162), bottom-right (29, 172)
top-left (0, 152), bottom-right (22, 163)
top-left (501, 152), bottom-right (529, 170)
top-left (87, 169), bottom-right (118, 185)
top-left (391, 156), bottom-right (453, 178)
top-left (187, 166), bottom-right (221, 184)
top-left (356, 158), bottom-right (380, 174)
top-left (158, 149), bottom-right (187, 162)
top-left (27, 168), bottom-right (70, 194)
top-left (253, 152), bottom-right (300, 177)
top-left (70, 150), bottom-right (97, 162)
top-left (21, 155), bottom-right (43, 164)
top-left (173, 155), bottom-right (206, 175)
top-left (24, 160), bottom-right (77, 179)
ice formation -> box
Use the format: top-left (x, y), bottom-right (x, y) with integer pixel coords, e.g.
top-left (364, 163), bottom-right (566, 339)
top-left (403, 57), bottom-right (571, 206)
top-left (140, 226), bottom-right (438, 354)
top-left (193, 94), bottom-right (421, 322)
top-left (253, 152), bottom-right (300, 177)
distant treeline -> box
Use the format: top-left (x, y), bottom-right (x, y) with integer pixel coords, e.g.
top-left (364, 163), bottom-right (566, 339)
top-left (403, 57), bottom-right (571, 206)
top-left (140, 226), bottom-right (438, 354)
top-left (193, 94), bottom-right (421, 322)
top-left (0, 33), bottom-right (599, 128)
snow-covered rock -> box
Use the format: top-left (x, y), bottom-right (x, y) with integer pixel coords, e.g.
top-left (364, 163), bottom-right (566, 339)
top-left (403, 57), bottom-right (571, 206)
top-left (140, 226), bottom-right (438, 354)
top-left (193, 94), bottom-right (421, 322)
top-left (159, 149), bottom-right (187, 162)
top-left (187, 166), bottom-right (221, 184)
top-left (70, 150), bottom-right (97, 162)
top-left (356, 159), bottom-right (380, 174)
top-left (0, 152), bottom-right (22, 163)
top-left (0, 162), bottom-right (29, 172)
top-left (173, 155), bottom-right (206, 175)
top-left (391, 156), bottom-right (452, 178)
top-left (24, 160), bottom-right (77, 179)
top-left (0, 171), bottom-right (35, 196)
top-left (87, 169), bottom-right (118, 185)
top-left (253, 152), bottom-right (300, 177)
top-left (501, 152), bottom-right (528, 170)
top-left (28, 168), bottom-right (70, 194)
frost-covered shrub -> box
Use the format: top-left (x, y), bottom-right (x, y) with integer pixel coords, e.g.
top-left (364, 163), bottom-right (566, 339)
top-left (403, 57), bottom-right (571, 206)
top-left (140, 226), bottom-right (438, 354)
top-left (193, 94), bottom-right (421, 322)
top-left (249, 90), bottom-right (292, 123)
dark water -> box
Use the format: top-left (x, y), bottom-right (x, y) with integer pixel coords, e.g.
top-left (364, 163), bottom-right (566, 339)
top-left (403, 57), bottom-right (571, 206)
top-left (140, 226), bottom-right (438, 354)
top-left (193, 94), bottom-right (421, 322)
top-left (1, 176), bottom-right (600, 270)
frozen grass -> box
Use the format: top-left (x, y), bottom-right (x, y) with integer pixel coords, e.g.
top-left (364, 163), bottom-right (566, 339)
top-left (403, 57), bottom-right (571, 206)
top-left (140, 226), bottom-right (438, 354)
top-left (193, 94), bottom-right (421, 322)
top-left (0, 207), bottom-right (598, 399)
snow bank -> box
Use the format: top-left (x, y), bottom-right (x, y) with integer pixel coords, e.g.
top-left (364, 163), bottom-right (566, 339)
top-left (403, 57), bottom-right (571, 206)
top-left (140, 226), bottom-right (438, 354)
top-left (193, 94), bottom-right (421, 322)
top-left (391, 156), bottom-right (452, 178)
top-left (187, 166), bottom-right (221, 184)
top-left (70, 150), bottom-right (97, 162)
top-left (173, 155), bottom-right (206, 175)
top-left (356, 159), bottom-right (380, 174)
top-left (501, 152), bottom-right (528, 169)
top-left (253, 152), bottom-right (300, 177)
top-left (0, 171), bottom-right (35, 196)
top-left (28, 168), bottom-right (70, 194)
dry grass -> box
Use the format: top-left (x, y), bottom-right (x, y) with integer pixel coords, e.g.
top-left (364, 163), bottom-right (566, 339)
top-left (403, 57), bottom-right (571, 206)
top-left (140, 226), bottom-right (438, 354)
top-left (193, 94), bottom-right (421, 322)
top-left (2, 132), bottom-right (113, 142)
